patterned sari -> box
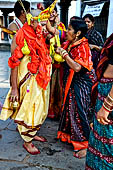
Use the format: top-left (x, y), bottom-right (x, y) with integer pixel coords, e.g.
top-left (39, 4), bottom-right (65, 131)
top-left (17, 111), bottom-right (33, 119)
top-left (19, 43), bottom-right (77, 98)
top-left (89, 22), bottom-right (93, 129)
top-left (57, 38), bottom-right (94, 151)
top-left (87, 27), bottom-right (104, 70)
top-left (86, 33), bottom-right (113, 170)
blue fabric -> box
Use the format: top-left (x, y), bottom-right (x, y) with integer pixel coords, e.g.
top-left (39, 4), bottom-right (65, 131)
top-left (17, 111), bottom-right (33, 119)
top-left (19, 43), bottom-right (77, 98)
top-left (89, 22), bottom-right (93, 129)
top-left (86, 82), bottom-right (113, 170)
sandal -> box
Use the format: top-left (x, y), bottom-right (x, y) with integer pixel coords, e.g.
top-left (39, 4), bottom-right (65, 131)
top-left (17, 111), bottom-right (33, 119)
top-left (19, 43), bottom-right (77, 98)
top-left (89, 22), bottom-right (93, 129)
top-left (23, 143), bottom-right (40, 155)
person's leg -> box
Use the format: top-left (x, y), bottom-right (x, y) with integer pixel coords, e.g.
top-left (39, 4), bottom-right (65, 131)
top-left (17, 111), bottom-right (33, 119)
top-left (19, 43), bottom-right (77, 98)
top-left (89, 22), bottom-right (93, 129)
top-left (16, 126), bottom-right (47, 142)
top-left (18, 124), bottom-right (40, 155)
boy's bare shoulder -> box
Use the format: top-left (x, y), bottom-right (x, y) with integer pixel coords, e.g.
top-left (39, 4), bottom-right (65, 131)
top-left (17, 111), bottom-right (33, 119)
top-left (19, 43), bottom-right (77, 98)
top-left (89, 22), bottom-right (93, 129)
top-left (8, 22), bottom-right (18, 31)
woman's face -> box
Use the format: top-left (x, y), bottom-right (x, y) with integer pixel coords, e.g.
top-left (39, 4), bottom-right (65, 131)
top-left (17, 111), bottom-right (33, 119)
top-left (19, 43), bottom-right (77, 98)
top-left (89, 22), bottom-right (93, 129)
top-left (67, 24), bottom-right (76, 41)
top-left (84, 17), bottom-right (94, 30)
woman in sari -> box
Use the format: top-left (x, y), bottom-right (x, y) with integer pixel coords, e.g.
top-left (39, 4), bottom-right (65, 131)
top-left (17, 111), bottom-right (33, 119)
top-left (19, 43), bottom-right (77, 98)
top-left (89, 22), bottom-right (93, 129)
top-left (85, 33), bottom-right (113, 170)
top-left (56, 18), bottom-right (94, 158)
top-left (83, 14), bottom-right (104, 70)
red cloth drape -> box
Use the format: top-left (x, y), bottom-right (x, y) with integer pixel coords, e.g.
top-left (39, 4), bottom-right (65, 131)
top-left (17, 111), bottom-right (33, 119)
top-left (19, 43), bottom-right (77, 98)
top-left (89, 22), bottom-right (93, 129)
top-left (8, 23), bottom-right (52, 90)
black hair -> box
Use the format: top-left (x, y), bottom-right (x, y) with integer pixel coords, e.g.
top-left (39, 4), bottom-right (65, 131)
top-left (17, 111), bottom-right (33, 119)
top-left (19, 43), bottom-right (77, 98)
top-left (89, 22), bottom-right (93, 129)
top-left (70, 19), bottom-right (88, 39)
top-left (70, 16), bottom-right (82, 22)
top-left (14, 0), bottom-right (30, 18)
top-left (83, 14), bottom-right (95, 23)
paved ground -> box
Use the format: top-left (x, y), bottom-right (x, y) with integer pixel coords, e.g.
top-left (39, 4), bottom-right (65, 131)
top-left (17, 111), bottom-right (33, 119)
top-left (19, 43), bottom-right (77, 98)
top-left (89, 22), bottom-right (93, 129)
top-left (0, 51), bottom-right (85, 170)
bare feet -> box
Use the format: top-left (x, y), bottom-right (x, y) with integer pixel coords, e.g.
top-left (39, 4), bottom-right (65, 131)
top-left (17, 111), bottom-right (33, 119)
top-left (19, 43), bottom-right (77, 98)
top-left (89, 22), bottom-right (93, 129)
top-left (73, 149), bottom-right (87, 159)
top-left (23, 142), bottom-right (40, 155)
top-left (33, 135), bottom-right (47, 142)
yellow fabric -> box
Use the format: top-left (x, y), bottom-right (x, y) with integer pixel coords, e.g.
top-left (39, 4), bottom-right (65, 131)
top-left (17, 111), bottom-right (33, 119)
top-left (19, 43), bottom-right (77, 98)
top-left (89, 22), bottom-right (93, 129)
top-left (50, 35), bottom-right (64, 63)
top-left (0, 55), bottom-right (50, 142)
top-left (21, 39), bottom-right (30, 55)
top-left (26, 0), bottom-right (58, 24)
top-left (18, 125), bottom-right (37, 142)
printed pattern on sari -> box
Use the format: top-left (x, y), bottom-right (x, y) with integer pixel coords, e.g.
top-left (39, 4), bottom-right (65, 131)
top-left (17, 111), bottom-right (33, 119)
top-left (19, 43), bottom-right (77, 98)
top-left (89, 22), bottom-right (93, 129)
top-left (86, 80), bottom-right (113, 170)
top-left (87, 27), bottom-right (104, 70)
top-left (57, 38), bottom-right (94, 150)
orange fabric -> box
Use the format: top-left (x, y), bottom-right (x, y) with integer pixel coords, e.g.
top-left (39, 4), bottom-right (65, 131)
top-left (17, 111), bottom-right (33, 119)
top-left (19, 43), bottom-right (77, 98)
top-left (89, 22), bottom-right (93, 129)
top-left (71, 141), bottom-right (88, 151)
top-left (61, 38), bottom-right (93, 110)
top-left (8, 23), bottom-right (52, 90)
top-left (64, 38), bottom-right (93, 71)
top-left (57, 131), bottom-right (88, 151)
top-left (62, 69), bottom-right (74, 111)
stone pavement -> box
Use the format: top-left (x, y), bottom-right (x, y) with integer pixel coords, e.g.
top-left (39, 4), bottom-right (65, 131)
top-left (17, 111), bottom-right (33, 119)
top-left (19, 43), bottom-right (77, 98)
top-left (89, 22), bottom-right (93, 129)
top-left (0, 51), bottom-right (85, 170)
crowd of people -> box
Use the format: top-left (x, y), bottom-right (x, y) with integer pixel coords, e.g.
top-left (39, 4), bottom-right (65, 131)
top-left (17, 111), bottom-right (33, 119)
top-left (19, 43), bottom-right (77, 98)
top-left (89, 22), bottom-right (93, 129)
top-left (0, 0), bottom-right (113, 169)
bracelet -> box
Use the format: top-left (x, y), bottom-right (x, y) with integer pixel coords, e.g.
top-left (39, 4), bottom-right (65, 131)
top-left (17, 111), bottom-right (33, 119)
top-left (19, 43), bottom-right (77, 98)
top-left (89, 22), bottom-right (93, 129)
top-left (108, 93), bottom-right (113, 101)
top-left (102, 104), bottom-right (112, 112)
top-left (102, 99), bottom-right (113, 112)
top-left (104, 98), bottom-right (113, 107)
top-left (61, 50), bottom-right (67, 55)
top-left (62, 53), bottom-right (68, 59)
top-left (60, 49), bottom-right (66, 56)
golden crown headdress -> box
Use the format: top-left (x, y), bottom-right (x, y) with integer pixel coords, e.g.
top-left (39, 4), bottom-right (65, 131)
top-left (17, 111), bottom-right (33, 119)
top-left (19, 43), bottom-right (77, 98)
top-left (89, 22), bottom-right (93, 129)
top-left (18, 0), bottom-right (58, 25)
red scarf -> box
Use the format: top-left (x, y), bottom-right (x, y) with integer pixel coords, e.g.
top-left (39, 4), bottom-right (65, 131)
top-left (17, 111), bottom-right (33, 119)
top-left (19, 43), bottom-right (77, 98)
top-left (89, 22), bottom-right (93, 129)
top-left (8, 23), bottom-right (52, 90)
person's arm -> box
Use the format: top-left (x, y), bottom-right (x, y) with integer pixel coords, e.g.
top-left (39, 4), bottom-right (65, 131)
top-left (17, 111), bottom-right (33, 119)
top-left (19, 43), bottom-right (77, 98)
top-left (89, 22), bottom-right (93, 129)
top-left (8, 23), bottom-right (18, 44)
top-left (46, 20), bottom-right (59, 35)
top-left (64, 54), bottom-right (82, 72)
top-left (90, 31), bottom-right (104, 51)
top-left (89, 44), bottom-right (102, 51)
top-left (97, 86), bottom-right (113, 125)
top-left (56, 47), bottom-right (82, 72)
top-left (9, 36), bottom-right (19, 102)
top-left (8, 22), bottom-right (18, 32)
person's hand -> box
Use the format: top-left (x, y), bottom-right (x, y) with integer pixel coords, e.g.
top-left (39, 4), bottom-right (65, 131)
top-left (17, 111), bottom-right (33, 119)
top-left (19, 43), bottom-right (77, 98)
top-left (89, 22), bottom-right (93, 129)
top-left (90, 123), bottom-right (93, 130)
top-left (55, 47), bottom-right (68, 59)
top-left (55, 47), bottom-right (62, 54)
top-left (89, 44), bottom-right (95, 50)
top-left (9, 88), bottom-right (19, 102)
top-left (55, 15), bottom-right (60, 24)
top-left (97, 106), bottom-right (110, 125)
top-left (89, 44), bottom-right (101, 51)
